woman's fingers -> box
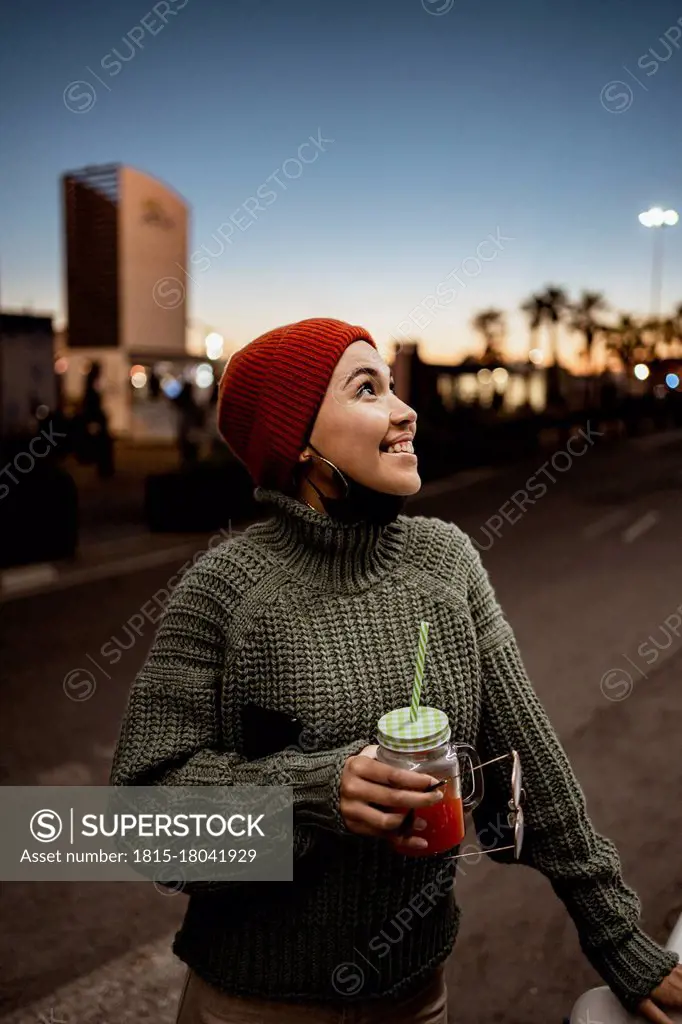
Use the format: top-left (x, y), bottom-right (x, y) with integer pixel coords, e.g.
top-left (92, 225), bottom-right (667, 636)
top-left (341, 800), bottom-right (407, 833)
top-left (389, 823), bottom-right (430, 852)
top-left (341, 785), bottom-right (440, 834)
top-left (340, 770), bottom-right (443, 833)
top-left (345, 816), bottom-right (430, 851)
top-left (637, 998), bottom-right (676, 1024)
top-left (340, 749), bottom-right (445, 843)
top-left (348, 776), bottom-right (445, 810)
top-left (349, 753), bottom-right (440, 792)
top-left (649, 965), bottom-right (682, 1006)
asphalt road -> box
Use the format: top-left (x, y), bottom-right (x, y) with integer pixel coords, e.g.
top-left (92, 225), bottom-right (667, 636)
top-left (1, 428), bottom-right (681, 1024)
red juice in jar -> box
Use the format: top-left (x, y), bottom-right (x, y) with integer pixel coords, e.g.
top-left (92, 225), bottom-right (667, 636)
top-left (402, 777), bottom-right (465, 857)
top-left (376, 708), bottom-right (483, 858)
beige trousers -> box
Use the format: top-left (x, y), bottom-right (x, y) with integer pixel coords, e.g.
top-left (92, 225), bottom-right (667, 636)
top-left (175, 964), bottom-right (448, 1023)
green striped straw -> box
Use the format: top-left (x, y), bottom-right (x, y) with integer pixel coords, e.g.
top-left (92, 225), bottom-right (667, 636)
top-left (409, 620), bottom-right (430, 722)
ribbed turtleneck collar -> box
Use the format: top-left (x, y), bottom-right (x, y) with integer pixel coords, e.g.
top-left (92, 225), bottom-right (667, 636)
top-left (250, 487), bottom-right (408, 593)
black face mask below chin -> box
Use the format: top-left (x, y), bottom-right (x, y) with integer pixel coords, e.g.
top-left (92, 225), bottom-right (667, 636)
top-left (303, 444), bottom-right (409, 526)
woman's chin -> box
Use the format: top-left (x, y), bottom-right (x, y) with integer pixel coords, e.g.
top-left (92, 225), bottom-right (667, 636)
top-left (403, 473), bottom-right (422, 495)
top-left (376, 463), bottom-right (421, 495)
top-left (347, 454), bottom-right (421, 494)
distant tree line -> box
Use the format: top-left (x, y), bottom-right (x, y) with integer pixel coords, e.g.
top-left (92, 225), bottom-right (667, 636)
top-left (470, 287), bottom-right (682, 377)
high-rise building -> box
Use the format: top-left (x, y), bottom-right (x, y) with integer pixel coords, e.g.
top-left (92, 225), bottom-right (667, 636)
top-left (63, 164), bottom-right (120, 351)
top-left (61, 163), bottom-right (192, 437)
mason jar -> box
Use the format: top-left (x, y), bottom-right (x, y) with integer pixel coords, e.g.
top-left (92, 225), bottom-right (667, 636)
top-left (375, 706), bottom-right (484, 857)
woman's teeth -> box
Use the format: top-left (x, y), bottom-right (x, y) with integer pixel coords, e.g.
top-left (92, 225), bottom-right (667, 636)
top-left (384, 441), bottom-right (414, 455)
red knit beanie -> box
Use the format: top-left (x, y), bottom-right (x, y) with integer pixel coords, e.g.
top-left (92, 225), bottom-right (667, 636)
top-left (217, 317), bottom-right (377, 491)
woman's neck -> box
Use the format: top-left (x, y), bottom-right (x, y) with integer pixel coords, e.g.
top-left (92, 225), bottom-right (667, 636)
top-left (296, 475), bottom-right (409, 527)
top-left (251, 485), bottom-right (408, 592)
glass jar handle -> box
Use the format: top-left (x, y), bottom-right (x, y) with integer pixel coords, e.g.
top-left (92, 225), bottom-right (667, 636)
top-left (453, 743), bottom-right (485, 811)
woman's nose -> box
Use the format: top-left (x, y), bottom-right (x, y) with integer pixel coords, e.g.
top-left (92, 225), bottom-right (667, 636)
top-left (393, 403), bottom-right (417, 427)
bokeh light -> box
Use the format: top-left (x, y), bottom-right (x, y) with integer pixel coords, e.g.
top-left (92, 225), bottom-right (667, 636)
top-left (195, 363), bottom-right (214, 389)
top-left (639, 207), bottom-right (679, 228)
top-left (205, 332), bottom-right (224, 360)
top-left (161, 377), bottom-right (182, 399)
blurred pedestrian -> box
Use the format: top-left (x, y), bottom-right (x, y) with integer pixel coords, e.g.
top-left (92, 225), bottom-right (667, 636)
top-left (75, 361), bottom-right (114, 478)
top-left (203, 378), bottom-right (224, 459)
top-left (173, 380), bottom-right (205, 467)
top-left (147, 369), bottom-right (161, 400)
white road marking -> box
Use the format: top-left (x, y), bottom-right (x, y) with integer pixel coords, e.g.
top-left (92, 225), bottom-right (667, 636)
top-left (415, 467), bottom-right (500, 500)
top-left (0, 563), bottom-right (59, 596)
top-left (35, 762), bottom-right (94, 786)
top-left (0, 526), bottom-right (249, 603)
top-left (92, 742), bottom-right (117, 760)
top-left (0, 931), bottom-right (183, 1024)
top-left (582, 509), bottom-right (630, 540)
top-left (629, 428), bottom-right (682, 450)
top-left (621, 510), bottom-right (660, 544)
top-left (0, 543), bottom-right (201, 604)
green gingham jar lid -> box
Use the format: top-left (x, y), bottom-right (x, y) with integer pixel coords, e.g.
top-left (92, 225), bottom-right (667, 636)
top-left (377, 706), bottom-right (451, 753)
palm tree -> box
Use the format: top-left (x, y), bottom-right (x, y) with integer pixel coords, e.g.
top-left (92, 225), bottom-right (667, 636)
top-left (521, 286), bottom-right (570, 366)
top-left (659, 303), bottom-right (682, 357)
top-left (569, 290), bottom-right (608, 408)
top-left (521, 285), bottom-right (570, 409)
top-left (673, 303), bottom-right (682, 355)
top-left (520, 293), bottom-right (545, 362)
top-left (643, 316), bottom-right (667, 359)
top-left (471, 308), bottom-right (506, 365)
top-left (569, 290), bottom-right (608, 373)
top-left (539, 285), bottom-right (570, 367)
top-left (604, 315), bottom-right (650, 375)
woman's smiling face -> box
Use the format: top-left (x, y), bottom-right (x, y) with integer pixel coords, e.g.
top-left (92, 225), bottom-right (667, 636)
top-left (299, 340), bottom-right (421, 497)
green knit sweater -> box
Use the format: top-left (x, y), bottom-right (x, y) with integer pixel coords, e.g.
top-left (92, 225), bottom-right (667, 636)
top-left (109, 486), bottom-right (678, 1011)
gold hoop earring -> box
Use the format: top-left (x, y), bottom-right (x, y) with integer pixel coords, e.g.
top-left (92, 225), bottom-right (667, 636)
top-left (296, 452), bottom-right (350, 501)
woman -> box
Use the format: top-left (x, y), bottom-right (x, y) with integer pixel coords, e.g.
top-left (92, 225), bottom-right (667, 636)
top-left (110, 318), bottom-right (681, 1024)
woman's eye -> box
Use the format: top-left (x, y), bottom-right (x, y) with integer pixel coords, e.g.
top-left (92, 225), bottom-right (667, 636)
top-left (357, 380), bottom-right (396, 396)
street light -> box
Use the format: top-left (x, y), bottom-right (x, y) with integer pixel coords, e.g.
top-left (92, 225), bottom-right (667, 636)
top-left (205, 332), bottom-right (224, 361)
top-left (638, 207), bottom-right (679, 228)
top-left (638, 206), bottom-right (679, 319)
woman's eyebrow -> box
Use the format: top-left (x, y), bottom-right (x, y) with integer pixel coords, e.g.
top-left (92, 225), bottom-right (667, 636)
top-left (342, 366), bottom-right (395, 389)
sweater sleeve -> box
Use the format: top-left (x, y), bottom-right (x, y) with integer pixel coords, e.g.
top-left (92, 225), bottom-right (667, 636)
top-left (109, 554), bottom-right (369, 893)
top-left (464, 541), bottom-right (679, 1014)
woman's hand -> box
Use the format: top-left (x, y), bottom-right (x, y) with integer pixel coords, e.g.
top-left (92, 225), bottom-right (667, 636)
top-left (339, 743), bottom-right (444, 853)
top-left (637, 963), bottom-right (682, 1023)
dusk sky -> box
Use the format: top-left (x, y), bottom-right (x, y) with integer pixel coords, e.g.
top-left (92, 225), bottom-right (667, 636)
top-left (1, 0), bottom-right (681, 368)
